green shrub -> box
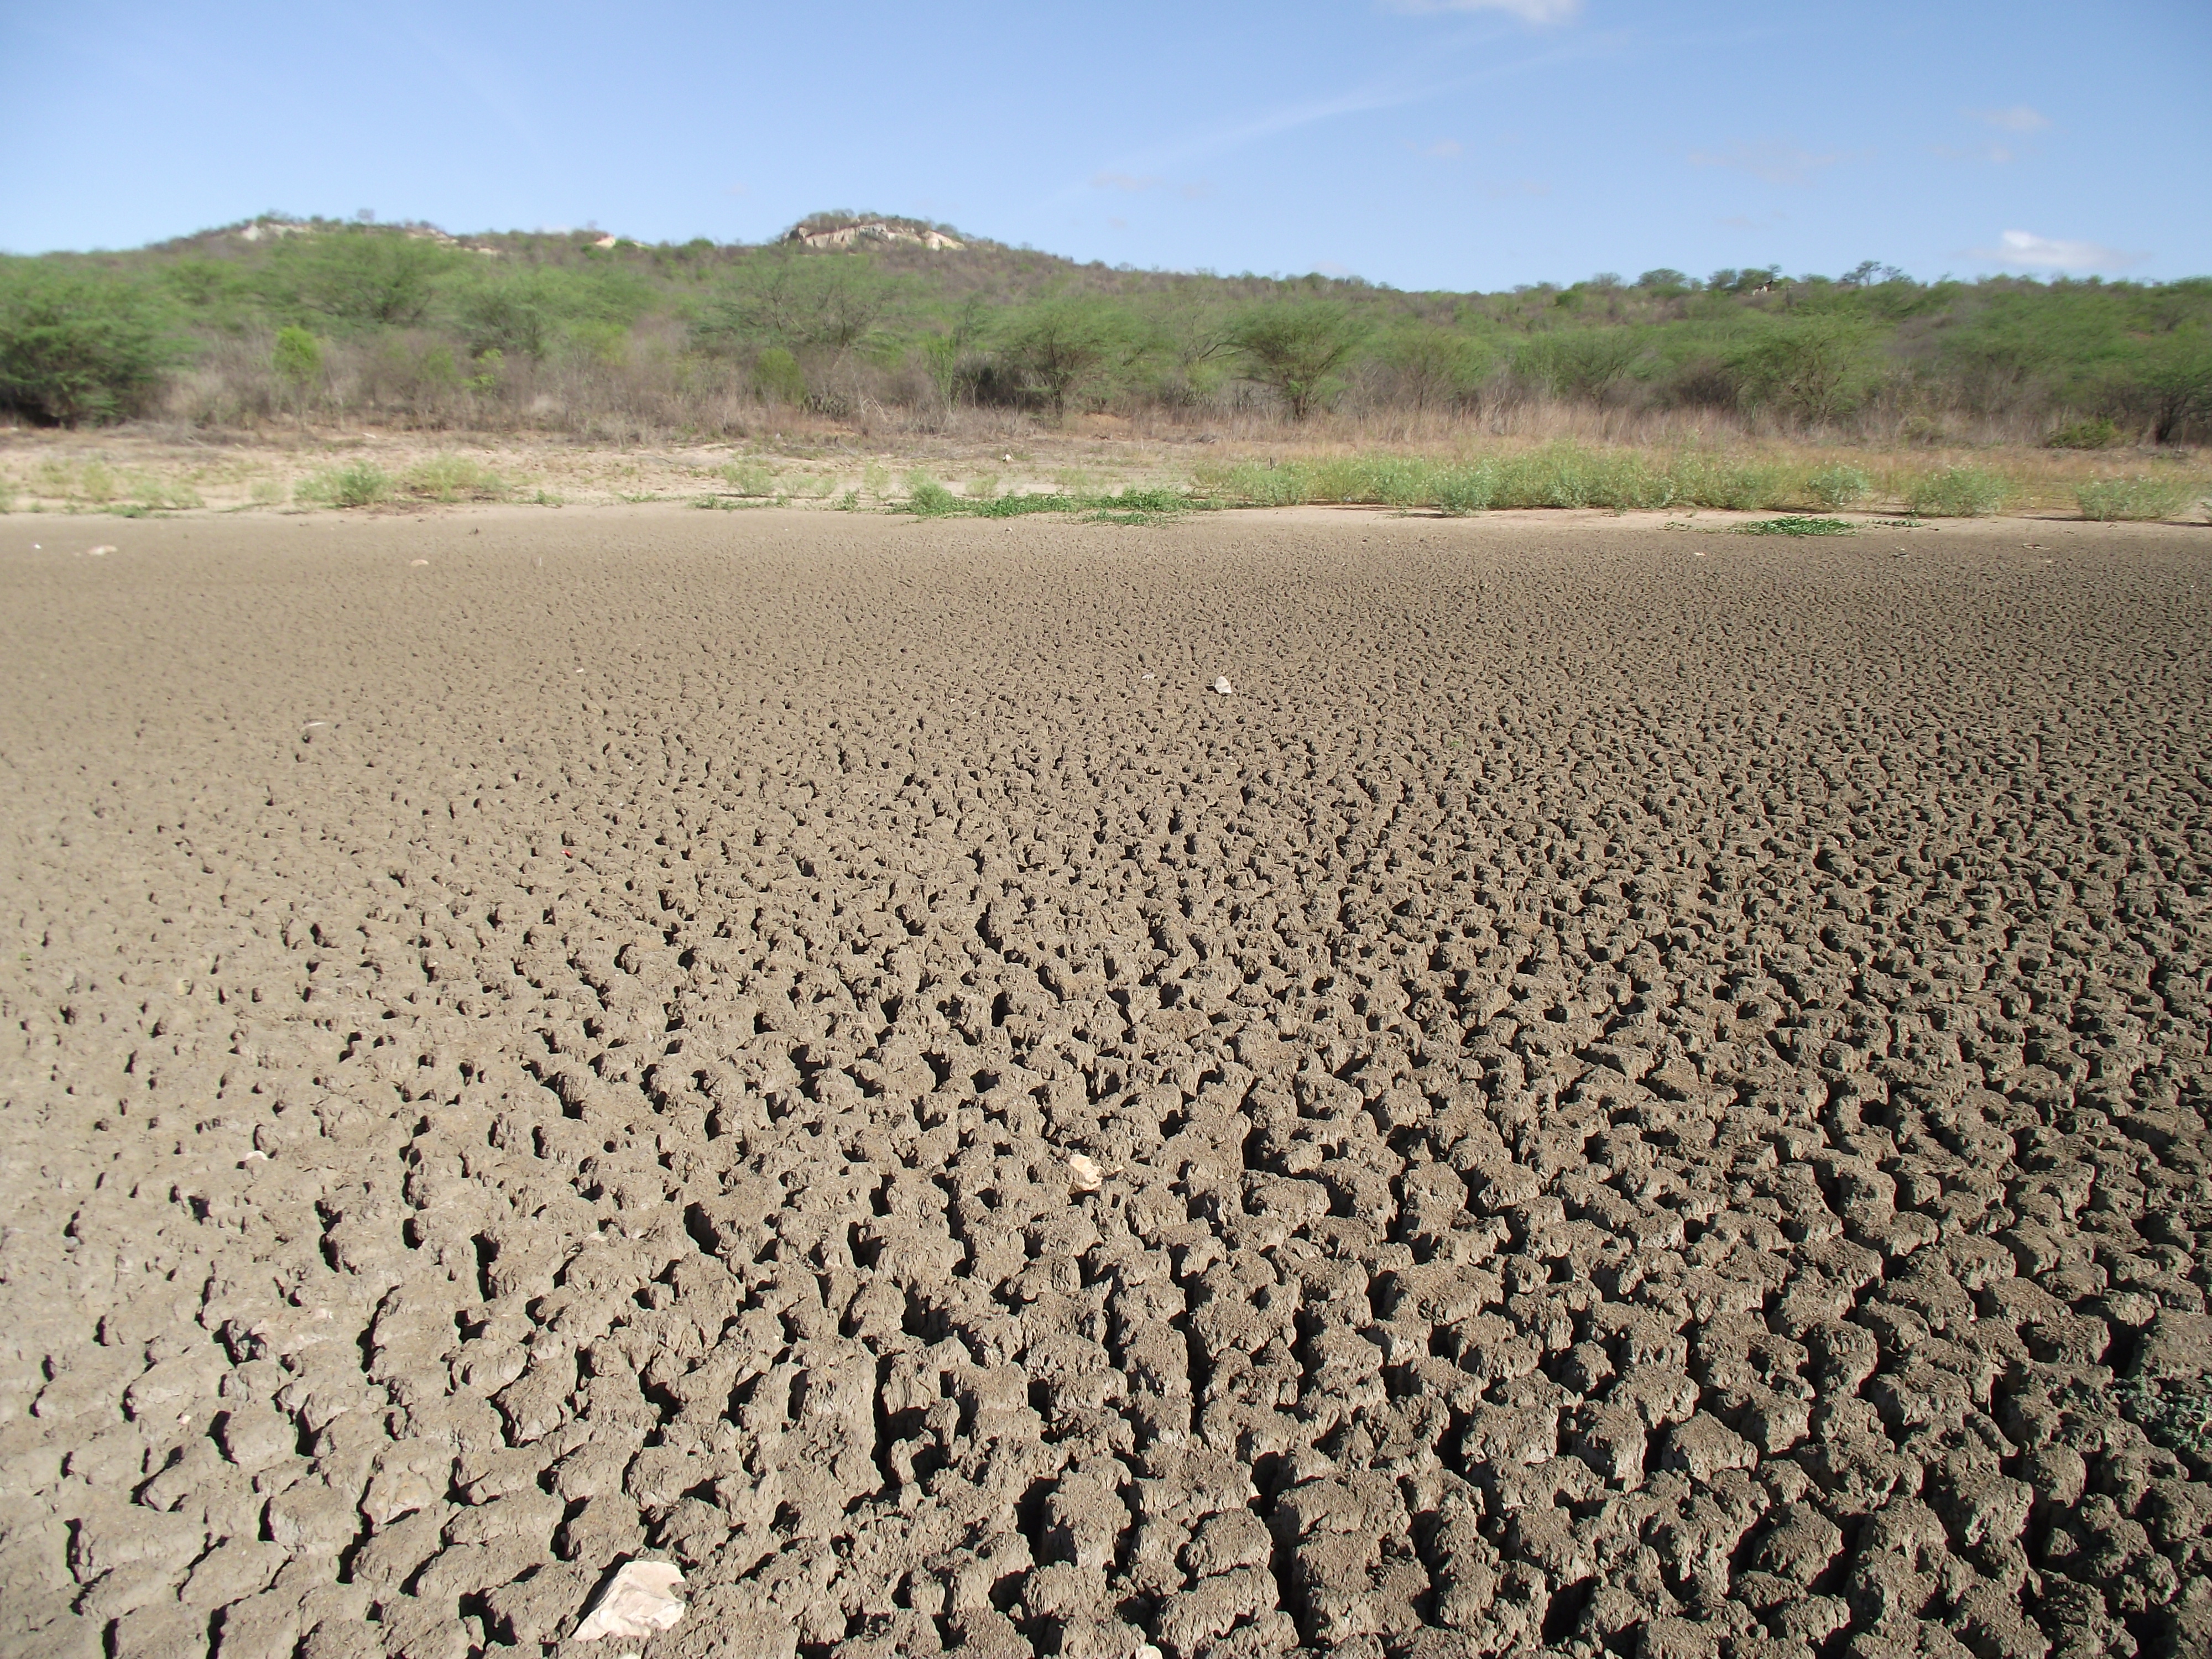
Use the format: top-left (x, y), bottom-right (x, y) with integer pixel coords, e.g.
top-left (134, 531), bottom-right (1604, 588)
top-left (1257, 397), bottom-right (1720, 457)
top-left (1492, 445), bottom-right (1665, 510)
top-left (2046, 416), bottom-right (2123, 450)
top-left (719, 460), bottom-right (774, 497)
top-left (905, 471), bottom-right (959, 514)
top-left (0, 262), bottom-right (185, 425)
top-left (1432, 466), bottom-right (1495, 516)
top-left (298, 462), bottom-right (393, 508)
top-left (1199, 461), bottom-right (1311, 507)
top-left (2075, 476), bottom-right (2201, 521)
top-left (964, 474), bottom-right (1000, 500)
top-left (1905, 465), bottom-right (2012, 517)
top-left (1804, 463), bottom-right (1873, 509)
top-left (1668, 453), bottom-right (1790, 510)
top-left (272, 325), bottom-right (323, 400)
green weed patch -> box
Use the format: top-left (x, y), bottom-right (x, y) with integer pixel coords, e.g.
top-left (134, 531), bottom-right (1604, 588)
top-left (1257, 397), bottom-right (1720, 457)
top-left (1736, 515), bottom-right (1855, 536)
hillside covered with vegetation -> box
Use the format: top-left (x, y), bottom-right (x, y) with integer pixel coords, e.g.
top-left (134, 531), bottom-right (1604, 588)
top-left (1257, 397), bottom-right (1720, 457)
top-left (2, 211), bottom-right (2208, 447)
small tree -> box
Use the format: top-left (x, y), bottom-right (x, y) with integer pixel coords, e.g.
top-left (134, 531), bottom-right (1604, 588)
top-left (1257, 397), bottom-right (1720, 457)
top-left (1377, 321), bottom-right (1492, 411)
top-left (1514, 331), bottom-right (1644, 404)
top-left (0, 262), bottom-right (182, 425)
top-left (2135, 326), bottom-right (2212, 444)
top-left (995, 296), bottom-right (1138, 420)
top-left (272, 325), bottom-right (323, 417)
top-left (1228, 301), bottom-right (1367, 420)
top-left (267, 228), bottom-right (457, 329)
top-left (1733, 313), bottom-right (1879, 425)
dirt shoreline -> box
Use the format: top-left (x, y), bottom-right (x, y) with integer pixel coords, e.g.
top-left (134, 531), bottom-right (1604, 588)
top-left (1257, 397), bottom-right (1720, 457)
top-left (3, 510), bottom-right (2208, 1659)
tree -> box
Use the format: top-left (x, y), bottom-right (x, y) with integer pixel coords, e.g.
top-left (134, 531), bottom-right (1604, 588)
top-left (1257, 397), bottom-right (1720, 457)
top-left (1733, 312), bottom-right (1879, 424)
top-left (995, 296), bottom-right (1138, 420)
top-left (1228, 300), bottom-right (1367, 420)
top-left (1376, 321), bottom-right (1492, 411)
top-left (2132, 326), bottom-right (2212, 444)
top-left (267, 228), bottom-right (459, 328)
top-left (0, 262), bottom-right (184, 425)
top-left (1515, 331), bottom-right (1644, 404)
top-left (693, 251), bottom-right (906, 362)
top-left (272, 325), bottom-right (323, 418)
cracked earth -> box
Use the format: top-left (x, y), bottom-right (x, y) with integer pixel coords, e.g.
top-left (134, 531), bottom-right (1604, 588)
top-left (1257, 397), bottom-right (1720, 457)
top-left (2, 508), bottom-right (2209, 1659)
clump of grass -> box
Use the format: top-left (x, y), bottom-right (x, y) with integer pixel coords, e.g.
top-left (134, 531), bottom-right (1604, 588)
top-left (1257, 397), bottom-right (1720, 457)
top-left (403, 455), bottom-right (506, 503)
top-left (1904, 464), bottom-right (2012, 517)
top-left (529, 489), bottom-right (564, 508)
top-left (296, 462), bottom-right (394, 508)
top-left (2046, 416), bottom-right (2124, 450)
top-left (1804, 463), bottom-right (1873, 510)
top-left (964, 474), bottom-right (1000, 500)
top-left (2076, 476), bottom-right (2201, 521)
top-left (1738, 516), bottom-right (1855, 536)
top-left (1198, 460), bottom-right (1312, 507)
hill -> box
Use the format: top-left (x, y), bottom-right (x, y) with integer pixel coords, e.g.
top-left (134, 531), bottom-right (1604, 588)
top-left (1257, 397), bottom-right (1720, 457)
top-left (1, 212), bottom-right (2208, 447)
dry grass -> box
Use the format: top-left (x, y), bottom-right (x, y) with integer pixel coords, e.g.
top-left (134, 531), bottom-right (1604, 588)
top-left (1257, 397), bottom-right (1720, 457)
top-left (3, 409), bottom-right (2205, 523)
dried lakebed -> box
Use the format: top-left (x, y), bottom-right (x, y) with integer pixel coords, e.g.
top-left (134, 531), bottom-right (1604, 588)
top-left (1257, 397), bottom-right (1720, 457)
top-left (1, 509), bottom-right (2208, 1659)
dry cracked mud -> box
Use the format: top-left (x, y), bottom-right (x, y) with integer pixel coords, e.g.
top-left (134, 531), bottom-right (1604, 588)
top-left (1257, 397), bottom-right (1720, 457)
top-left (2, 508), bottom-right (2209, 1659)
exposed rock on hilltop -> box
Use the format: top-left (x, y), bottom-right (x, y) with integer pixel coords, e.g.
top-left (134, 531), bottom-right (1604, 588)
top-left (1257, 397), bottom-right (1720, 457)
top-left (784, 215), bottom-right (966, 252)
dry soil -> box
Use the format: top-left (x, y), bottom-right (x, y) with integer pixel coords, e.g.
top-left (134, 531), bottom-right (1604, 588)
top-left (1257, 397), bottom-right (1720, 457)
top-left (2, 508), bottom-right (2209, 1659)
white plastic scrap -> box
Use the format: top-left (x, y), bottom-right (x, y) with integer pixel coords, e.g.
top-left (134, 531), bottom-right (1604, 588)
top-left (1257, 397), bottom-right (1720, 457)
top-left (1067, 1153), bottom-right (1104, 1192)
top-left (573, 1561), bottom-right (687, 1641)
top-left (1213, 676), bottom-right (1234, 695)
top-left (88, 545), bottom-right (115, 556)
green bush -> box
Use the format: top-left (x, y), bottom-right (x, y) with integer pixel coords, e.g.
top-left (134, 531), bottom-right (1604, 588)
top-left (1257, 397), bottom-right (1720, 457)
top-left (1804, 463), bottom-right (1872, 509)
top-left (298, 462), bottom-right (393, 508)
top-left (2045, 416), bottom-right (2123, 450)
top-left (0, 262), bottom-right (184, 425)
top-left (1433, 466), bottom-right (1495, 516)
top-left (719, 460), bottom-right (775, 497)
top-left (753, 347), bottom-right (807, 405)
top-left (1199, 461), bottom-right (1312, 507)
top-left (1668, 453), bottom-right (1790, 510)
top-left (1905, 465), bottom-right (2012, 517)
top-left (272, 325), bottom-right (323, 399)
top-left (905, 471), bottom-right (959, 514)
top-left (2075, 476), bottom-right (2201, 521)
top-left (1491, 445), bottom-right (1665, 510)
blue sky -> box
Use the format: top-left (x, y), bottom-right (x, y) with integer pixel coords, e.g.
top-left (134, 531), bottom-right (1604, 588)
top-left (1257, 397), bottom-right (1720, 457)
top-left (4, 0), bottom-right (2206, 290)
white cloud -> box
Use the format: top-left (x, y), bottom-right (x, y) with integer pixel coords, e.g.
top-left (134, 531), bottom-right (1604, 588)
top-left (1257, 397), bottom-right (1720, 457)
top-left (1090, 171), bottom-right (1162, 192)
top-left (1972, 105), bottom-right (2050, 133)
top-left (1971, 229), bottom-right (2140, 271)
top-left (1689, 139), bottom-right (1850, 186)
top-left (1385, 0), bottom-right (1584, 23)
